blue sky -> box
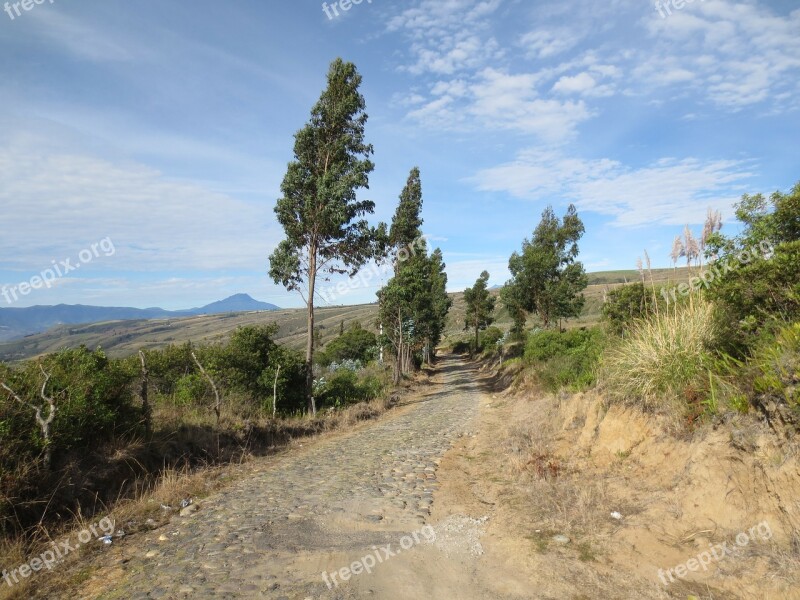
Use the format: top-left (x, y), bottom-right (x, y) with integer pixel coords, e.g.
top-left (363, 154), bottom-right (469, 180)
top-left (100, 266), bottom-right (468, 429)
top-left (0, 0), bottom-right (797, 309)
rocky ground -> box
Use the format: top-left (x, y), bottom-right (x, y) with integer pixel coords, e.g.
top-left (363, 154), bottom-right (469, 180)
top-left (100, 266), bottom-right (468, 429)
top-left (70, 357), bottom-right (519, 600)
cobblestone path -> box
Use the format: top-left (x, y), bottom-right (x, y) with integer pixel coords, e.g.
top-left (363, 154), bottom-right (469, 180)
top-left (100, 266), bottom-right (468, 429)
top-left (93, 356), bottom-right (482, 600)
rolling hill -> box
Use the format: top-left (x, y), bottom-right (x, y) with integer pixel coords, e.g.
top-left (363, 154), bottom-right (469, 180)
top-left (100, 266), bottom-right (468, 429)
top-left (0, 268), bottom-right (691, 363)
top-left (0, 294), bottom-right (278, 343)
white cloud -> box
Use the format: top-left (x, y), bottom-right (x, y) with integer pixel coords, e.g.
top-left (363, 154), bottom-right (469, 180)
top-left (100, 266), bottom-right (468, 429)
top-left (553, 72), bottom-right (597, 94)
top-left (519, 28), bottom-right (585, 59)
top-left (470, 149), bottom-right (757, 227)
top-left (0, 136), bottom-right (280, 273)
top-left (642, 1), bottom-right (800, 110)
top-left (405, 68), bottom-right (593, 141)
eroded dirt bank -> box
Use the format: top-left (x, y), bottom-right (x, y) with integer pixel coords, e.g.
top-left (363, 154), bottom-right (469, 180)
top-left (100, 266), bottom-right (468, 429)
top-left (456, 360), bottom-right (800, 599)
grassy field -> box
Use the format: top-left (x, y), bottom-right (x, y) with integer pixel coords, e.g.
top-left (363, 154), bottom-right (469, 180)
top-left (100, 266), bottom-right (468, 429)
top-left (0, 267), bottom-right (693, 362)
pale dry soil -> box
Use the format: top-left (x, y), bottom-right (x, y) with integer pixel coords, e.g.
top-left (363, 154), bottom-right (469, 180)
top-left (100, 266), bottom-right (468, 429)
top-left (34, 356), bottom-right (800, 599)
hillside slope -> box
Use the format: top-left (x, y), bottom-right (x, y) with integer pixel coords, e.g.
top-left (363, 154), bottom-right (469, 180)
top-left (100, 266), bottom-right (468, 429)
top-left (0, 267), bottom-right (692, 362)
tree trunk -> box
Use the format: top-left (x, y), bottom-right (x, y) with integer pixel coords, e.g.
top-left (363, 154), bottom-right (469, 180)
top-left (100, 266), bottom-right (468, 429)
top-left (138, 351), bottom-right (152, 438)
top-left (306, 247), bottom-right (317, 415)
top-left (474, 323), bottom-right (479, 357)
top-left (393, 309), bottom-right (402, 385)
top-left (273, 364), bottom-right (281, 419)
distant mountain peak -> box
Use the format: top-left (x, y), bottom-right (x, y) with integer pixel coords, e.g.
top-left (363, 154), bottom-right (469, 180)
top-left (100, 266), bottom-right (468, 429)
top-left (0, 294), bottom-right (279, 342)
top-left (189, 294), bottom-right (278, 315)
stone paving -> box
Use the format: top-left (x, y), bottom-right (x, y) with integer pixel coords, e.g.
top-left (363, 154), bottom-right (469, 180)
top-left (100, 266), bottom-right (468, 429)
top-left (93, 357), bottom-right (482, 600)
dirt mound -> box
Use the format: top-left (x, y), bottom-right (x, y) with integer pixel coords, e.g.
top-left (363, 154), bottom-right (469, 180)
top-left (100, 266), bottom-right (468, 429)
top-left (489, 372), bottom-right (800, 599)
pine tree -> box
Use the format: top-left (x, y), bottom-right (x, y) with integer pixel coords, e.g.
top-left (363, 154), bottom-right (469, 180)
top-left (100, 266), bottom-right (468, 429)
top-left (268, 58), bottom-right (386, 413)
top-left (463, 271), bottom-right (496, 355)
top-left (377, 168), bottom-right (451, 379)
top-left (505, 204), bottom-right (587, 328)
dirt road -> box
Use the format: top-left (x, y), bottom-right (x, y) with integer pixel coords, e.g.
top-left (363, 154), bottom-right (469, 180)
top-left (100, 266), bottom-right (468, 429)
top-left (79, 357), bottom-right (537, 600)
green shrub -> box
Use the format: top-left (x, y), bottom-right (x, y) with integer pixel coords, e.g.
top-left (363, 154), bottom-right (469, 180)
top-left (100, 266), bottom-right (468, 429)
top-left (524, 327), bottom-right (605, 392)
top-left (707, 240), bottom-right (800, 354)
top-left (704, 182), bottom-right (800, 355)
top-left (602, 298), bottom-right (717, 410)
top-left (317, 369), bottom-right (384, 408)
top-left (0, 346), bottom-right (139, 466)
top-left (752, 322), bottom-right (800, 410)
top-left (173, 373), bottom-right (207, 406)
top-left (318, 322), bottom-right (377, 366)
top-left (601, 283), bottom-right (664, 336)
top-left (480, 326), bottom-right (504, 351)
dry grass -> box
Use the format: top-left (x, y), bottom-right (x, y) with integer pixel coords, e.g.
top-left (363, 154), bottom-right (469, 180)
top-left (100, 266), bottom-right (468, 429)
top-left (601, 297), bottom-right (717, 411)
top-left (504, 411), bottom-right (615, 546)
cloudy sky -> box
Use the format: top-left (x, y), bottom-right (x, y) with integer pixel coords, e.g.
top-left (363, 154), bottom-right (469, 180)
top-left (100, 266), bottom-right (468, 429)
top-left (0, 0), bottom-right (797, 309)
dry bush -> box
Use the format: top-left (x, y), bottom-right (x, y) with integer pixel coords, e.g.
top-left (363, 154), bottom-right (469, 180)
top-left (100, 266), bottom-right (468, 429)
top-left (602, 297), bottom-right (717, 411)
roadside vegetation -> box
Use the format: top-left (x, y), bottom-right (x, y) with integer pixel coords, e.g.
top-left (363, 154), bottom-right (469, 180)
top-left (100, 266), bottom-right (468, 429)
top-left (479, 181), bottom-right (799, 435)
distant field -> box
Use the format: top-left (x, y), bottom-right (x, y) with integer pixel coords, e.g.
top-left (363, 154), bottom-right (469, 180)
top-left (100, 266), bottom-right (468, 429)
top-left (0, 267), bottom-right (693, 362)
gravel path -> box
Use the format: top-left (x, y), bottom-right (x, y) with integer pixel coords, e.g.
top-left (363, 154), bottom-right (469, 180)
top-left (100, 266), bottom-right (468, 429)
top-left (94, 356), bottom-right (482, 600)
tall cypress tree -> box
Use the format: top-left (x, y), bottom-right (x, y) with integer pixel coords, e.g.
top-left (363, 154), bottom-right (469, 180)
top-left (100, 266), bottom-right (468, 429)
top-left (268, 58), bottom-right (386, 413)
top-left (378, 168), bottom-right (425, 383)
top-left (463, 271), bottom-right (496, 355)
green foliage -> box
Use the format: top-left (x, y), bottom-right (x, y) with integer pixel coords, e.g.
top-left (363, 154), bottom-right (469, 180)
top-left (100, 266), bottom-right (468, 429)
top-left (174, 373), bottom-right (207, 406)
top-left (524, 327), bottom-right (606, 392)
top-left (215, 325), bottom-right (307, 414)
top-left (601, 283), bottom-right (664, 336)
top-left (505, 204), bottom-right (588, 329)
top-left (319, 321), bottom-right (377, 366)
top-left (268, 58), bottom-right (387, 408)
top-left (379, 169), bottom-right (451, 375)
top-left (0, 347), bottom-right (139, 466)
top-left (463, 270), bottom-right (496, 354)
top-left (704, 182), bottom-right (800, 355)
top-left (134, 342), bottom-right (195, 397)
top-left (421, 248), bottom-right (452, 352)
top-left (135, 326), bottom-right (307, 415)
top-left (389, 167), bottom-right (424, 249)
top-left (316, 369), bottom-right (384, 408)
top-left (752, 322), bottom-right (800, 410)
top-left (708, 240), bottom-right (800, 353)
top-left (480, 326), bottom-right (504, 351)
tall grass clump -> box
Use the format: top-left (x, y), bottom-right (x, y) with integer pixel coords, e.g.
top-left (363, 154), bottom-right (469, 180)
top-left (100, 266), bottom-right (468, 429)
top-left (602, 297), bottom-right (717, 411)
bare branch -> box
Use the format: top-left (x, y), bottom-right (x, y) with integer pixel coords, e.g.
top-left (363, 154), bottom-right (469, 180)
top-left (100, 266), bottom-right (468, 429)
top-left (191, 351), bottom-right (222, 427)
top-left (1, 380), bottom-right (34, 411)
top-left (38, 364), bottom-right (56, 429)
top-left (2, 367), bottom-right (56, 469)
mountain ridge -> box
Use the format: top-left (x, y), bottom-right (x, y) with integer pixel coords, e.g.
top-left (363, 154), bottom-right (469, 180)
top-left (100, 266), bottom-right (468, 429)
top-left (0, 294), bottom-right (278, 342)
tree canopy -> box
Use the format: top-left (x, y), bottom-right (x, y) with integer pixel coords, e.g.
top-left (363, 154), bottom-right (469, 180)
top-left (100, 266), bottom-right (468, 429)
top-left (268, 58), bottom-right (386, 412)
top-left (504, 204), bottom-right (588, 329)
top-left (463, 270), bottom-right (496, 354)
